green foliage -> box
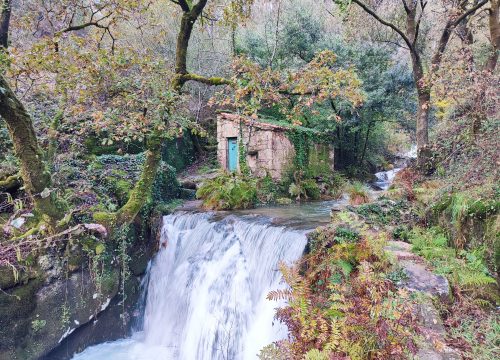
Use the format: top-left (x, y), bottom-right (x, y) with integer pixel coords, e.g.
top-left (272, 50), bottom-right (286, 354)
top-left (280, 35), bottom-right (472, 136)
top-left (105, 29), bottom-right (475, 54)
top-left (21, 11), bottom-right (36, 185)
top-left (409, 226), bottom-right (497, 300)
top-left (238, 138), bottom-right (250, 176)
top-left (256, 174), bottom-right (280, 204)
top-left (333, 226), bottom-right (359, 243)
top-left (393, 224), bottom-right (411, 241)
top-left (196, 171), bottom-right (257, 210)
top-left (31, 317), bottom-right (46, 333)
top-left (302, 179), bottom-right (320, 200)
top-left (237, 1), bottom-right (324, 67)
top-left (430, 189), bottom-right (499, 271)
top-left (353, 199), bottom-right (411, 225)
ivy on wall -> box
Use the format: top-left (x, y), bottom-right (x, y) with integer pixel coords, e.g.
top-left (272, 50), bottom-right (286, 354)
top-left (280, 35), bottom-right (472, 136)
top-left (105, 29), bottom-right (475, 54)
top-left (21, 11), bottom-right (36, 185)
top-left (286, 127), bottom-right (329, 171)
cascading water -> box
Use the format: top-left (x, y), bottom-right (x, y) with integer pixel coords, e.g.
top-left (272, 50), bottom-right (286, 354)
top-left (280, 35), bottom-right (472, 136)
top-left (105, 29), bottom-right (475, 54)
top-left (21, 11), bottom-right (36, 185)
top-left (72, 211), bottom-right (307, 360)
top-left (373, 145), bottom-right (417, 191)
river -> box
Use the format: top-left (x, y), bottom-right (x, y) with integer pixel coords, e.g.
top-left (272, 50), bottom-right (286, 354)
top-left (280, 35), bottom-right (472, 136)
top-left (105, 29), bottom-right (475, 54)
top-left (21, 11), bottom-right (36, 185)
top-left (71, 203), bottom-right (335, 360)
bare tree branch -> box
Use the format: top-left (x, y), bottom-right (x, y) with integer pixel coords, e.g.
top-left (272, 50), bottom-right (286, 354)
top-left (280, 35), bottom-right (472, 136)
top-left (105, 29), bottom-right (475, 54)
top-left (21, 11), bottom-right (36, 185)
top-left (351, 0), bottom-right (414, 51)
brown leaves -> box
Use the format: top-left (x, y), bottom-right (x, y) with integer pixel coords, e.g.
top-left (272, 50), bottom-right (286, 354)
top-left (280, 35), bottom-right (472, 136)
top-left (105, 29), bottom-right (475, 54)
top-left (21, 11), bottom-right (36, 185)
top-left (268, 225), bottom-right (418, 359)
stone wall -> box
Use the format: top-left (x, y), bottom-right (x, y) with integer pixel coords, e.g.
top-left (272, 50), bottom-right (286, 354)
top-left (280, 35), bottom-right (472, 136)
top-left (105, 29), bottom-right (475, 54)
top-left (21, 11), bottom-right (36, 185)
top-left (217, 113), bottom-right (295, 179)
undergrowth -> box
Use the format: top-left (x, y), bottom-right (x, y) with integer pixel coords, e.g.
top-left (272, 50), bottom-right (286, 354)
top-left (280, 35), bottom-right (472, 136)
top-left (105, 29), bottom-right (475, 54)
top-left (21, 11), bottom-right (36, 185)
top-left (196, 171), bottom-right (257, 210)
top-left (409, 226), bottom-right (498, 304)
top-left (261, 213), bottom-right (418, 360)
top-left (347, 181), bottom-right (370, 205)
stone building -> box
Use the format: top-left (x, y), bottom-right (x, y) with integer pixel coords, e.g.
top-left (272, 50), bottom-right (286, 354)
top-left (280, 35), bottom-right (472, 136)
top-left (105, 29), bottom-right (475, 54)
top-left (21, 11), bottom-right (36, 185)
top-left (217, 112), bottom-right (334, 179)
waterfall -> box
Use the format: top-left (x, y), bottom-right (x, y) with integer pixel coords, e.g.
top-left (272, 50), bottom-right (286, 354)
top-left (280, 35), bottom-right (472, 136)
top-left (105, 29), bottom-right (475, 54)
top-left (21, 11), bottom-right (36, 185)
top-left (373, 145), bottom-right (417, 191)
top-left (73, 212), bottom-right (307, 360)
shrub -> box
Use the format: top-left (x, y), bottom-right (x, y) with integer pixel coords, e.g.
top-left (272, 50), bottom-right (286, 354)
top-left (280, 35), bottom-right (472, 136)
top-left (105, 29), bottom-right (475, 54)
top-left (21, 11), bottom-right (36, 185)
top-left (266, 222), bottom-right (418, 359)
top-left (347, 181), bottom-right (370, 205)
top-left (302, 179), bottom-right (321, 200)
top-left (196, 171), bottom-right (257, 210)
top-left (257, 174), bottom-right (280, 203)
top-left (328, 173), bottom-right (347, 199)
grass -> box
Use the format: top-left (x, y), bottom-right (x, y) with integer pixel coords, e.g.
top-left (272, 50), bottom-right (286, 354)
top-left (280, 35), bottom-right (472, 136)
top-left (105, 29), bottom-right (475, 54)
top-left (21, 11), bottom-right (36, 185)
top-left (347, 181), bottom-right (370, 205)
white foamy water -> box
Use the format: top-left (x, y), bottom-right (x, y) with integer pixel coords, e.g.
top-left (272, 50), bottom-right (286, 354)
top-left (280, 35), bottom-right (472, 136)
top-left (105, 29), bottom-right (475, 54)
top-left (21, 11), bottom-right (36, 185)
top-left (373, 145), bottom-right (417, 190)
top-left (72, 212), bottom-right (307, 360)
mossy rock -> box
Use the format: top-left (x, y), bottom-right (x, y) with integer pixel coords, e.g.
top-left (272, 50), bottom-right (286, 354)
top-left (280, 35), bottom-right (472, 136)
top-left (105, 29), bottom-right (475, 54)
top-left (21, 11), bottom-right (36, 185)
top-left (1, 268), bottom-right (120, 360)
top-left (0, 266), bottom-right (35, 290)
top-left (0, 278), bottom-right (42, 357)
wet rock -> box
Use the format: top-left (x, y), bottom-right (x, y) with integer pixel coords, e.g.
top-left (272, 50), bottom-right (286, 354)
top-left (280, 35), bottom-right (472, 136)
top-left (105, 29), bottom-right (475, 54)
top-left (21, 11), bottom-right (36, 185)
top-left (43, 276), bottom-right (141, 360)
top-left (385, 241), bottom-right (457, 359)
top-left (386, 241), bottom-right (450, 301)
top-left (0, 268), bottom-right (119, 360)
top-left (399, 260), bottom-right (451, 302)
top-left (415, 299), bottom-right (460, 360)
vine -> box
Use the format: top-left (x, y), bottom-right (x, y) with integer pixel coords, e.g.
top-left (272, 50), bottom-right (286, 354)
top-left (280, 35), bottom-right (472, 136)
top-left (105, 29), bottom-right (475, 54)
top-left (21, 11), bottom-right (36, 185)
top-left (286, 127), bottom-right (329, 171)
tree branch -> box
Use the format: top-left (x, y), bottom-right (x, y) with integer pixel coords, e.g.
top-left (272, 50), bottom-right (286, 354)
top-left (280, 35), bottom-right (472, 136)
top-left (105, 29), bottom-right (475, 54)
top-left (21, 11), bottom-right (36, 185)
top-left (173, 0), bottom-right (191, 12)
top-left (179, 73), bottom-right (233, 86)
top-left (431, 0), bottom-right (488, 70)
top-left (61, 12), bottom-right (112, 33)
top-left (0, 0), bottom-right (11, 48)
top-left (351, 0), bottom-right (414, 51)
top-left (414, 1), bottom-right (428, 45)
top-left (451, 0), bottom-right (488, 27)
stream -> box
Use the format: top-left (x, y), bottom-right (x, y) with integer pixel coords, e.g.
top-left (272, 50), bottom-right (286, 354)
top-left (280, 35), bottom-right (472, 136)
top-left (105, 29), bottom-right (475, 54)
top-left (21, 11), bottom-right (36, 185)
top-left (372, 146), bottom-right (417, 190)
top-left (71, 206), bottom-right (332, 360)
top-left (71, 147), bottom-right (415, 359)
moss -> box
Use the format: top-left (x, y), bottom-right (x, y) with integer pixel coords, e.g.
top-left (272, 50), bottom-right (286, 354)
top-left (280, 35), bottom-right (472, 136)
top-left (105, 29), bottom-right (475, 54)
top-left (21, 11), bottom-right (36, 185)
top-left (0, 278), bottom-right (43, 352)
top-left (94, 147), bottom-right (163, 229)
top-left (84, 136), bottom-right (120, 156)
top-left (0, 172), bottom-right (21, 191)
top-left (93, 211), bottom-right (117, 226)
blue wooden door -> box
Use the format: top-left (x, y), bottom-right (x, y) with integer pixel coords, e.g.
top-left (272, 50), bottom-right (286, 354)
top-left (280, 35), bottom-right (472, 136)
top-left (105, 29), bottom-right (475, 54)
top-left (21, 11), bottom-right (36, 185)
top-left (227, 138), bottom-right (238, 172)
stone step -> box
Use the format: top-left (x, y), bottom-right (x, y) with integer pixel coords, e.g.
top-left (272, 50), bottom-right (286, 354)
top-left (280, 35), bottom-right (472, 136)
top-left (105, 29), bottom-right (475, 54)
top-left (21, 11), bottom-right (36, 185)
top-left (385, 241), bottom-right (458, 360)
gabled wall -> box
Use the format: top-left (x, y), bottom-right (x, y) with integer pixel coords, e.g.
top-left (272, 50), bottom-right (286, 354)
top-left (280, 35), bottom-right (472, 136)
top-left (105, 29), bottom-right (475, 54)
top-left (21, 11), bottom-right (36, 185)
top-left (217, 113), bottom-right (295, 179)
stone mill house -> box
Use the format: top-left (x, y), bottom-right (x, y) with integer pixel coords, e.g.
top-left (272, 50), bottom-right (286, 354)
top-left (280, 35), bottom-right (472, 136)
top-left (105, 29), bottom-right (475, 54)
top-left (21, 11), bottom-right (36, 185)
top-left (217, 112), bottom-right (334, 179)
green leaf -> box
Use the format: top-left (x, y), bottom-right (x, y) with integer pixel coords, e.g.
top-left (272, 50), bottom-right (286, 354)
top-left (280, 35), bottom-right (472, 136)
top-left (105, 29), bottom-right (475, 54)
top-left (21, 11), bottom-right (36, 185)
top-left (95, 243), bottom-right (105, 255)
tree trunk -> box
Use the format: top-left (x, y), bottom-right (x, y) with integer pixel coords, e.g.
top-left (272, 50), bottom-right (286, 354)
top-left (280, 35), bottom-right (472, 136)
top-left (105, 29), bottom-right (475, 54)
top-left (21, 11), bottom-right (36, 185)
top-left (416, 89), bottom-right (430, 159)
top-left (0, 0), bottom-right (10, 48)
top-left (359, 121), bottom-right (372, 166)
top-left (486, 0), bottom-right (499, 72)
top-left (94, 140), bottom-right (162, 227)
top-left (405, 4), bottom-right (431, 164)
top-left (408, 45), bottom-right (430, 161)
top-left (0, 75), bottom-right (66, 226)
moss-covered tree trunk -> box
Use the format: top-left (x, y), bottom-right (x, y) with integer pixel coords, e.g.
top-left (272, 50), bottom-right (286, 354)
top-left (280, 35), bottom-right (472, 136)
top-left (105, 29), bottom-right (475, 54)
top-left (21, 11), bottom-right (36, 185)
top-left (94, 140), bottom-right (162, 227)
top-left (94, 0), bottom-right (230, 230)
top-left (0, 75), bottom-right (66, 227)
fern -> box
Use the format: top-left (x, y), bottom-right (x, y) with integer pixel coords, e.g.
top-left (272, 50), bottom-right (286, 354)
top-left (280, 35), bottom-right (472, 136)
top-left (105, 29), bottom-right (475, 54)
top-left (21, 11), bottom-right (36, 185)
top-left (457, 271), bottom-right (496, 288)
top-left (267, 289), bottom-right (292, 301)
